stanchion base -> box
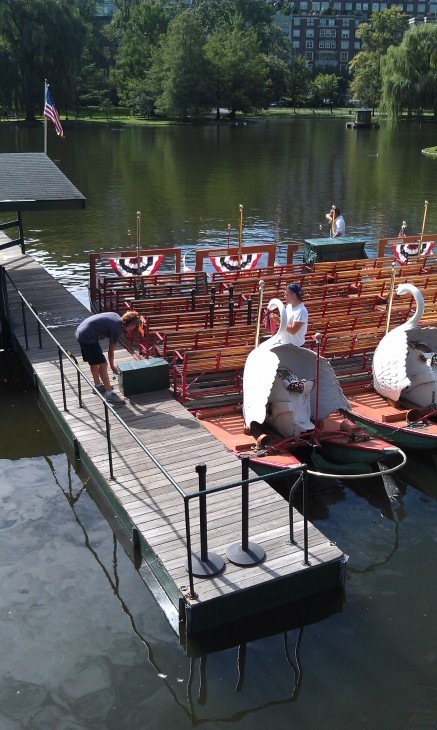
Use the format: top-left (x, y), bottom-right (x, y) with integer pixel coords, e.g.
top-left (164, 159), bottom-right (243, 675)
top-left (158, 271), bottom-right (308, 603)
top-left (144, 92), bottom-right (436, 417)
top-left (188, 552), bottom-right (225, 578)
top-left (226, 541), bottom-right (265, 566)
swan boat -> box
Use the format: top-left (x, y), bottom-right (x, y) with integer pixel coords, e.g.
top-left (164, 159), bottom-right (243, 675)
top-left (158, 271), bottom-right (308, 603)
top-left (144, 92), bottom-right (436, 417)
top-left (340, 283), bottom-right (437, 449)
top-left (195, 298), bottom-right (405, 477)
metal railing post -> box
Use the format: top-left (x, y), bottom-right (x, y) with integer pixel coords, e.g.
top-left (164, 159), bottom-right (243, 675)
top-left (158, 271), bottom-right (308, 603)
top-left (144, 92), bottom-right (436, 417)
top-left (104, 402), bottom-right (114, 479)
top-left (186, 463), bottom-right (225, 578)
top-left (58, 347), bottom-right (68, 411)
top-left (32, 305), bottom-right (42, 348)
top-left (21, 301), bottom-right (29, 349)
top-left (184, 498), bottom-right (196, 597)
top-left (226, 455), bottom-right (265, 566)
top-left (302, 469), bottom-right (310, 565)
top-left (288, 472), bottom-right (303, 544)
top-left (229, 299), bottom-right (234, 327)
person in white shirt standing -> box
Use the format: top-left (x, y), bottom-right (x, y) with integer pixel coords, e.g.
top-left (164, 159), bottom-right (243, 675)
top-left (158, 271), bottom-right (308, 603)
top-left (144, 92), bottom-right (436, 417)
top-left (269, 283), bottom-right (308, 346)
top-left (326, 206), bottom-right (345, 237)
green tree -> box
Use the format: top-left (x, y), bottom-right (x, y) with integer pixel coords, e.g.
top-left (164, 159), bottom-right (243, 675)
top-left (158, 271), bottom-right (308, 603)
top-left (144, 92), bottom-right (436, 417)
top-left (312, 73), bottom-right (340, 112)
top-left (204, 17), bottom-right (271, 120)
top-left (349, 7), bottom-right (408, 110)
top-left (153, 11), bottom-right (213, 118)
top-left (111, 0), bottom-right (173, 115)
top-left (380, 24), bottom-right (437, 122)
top-left (0, 0), bottom-right (87, 120)
top-left (287, 53), bottom-right (311, 111)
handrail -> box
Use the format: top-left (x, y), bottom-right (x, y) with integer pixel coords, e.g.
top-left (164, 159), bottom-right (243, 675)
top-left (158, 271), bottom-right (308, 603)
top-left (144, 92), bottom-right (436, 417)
top-left (3, 267), bottom-right (313, 598)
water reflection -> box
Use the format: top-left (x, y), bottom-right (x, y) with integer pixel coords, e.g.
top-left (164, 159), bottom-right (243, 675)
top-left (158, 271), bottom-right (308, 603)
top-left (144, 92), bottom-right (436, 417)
top-left (44, 452), bottom-right (343, 724)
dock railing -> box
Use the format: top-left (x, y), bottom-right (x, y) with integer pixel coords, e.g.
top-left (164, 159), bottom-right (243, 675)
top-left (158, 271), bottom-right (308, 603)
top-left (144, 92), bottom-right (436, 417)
top-left (3, 268), bottom-right (311, 597)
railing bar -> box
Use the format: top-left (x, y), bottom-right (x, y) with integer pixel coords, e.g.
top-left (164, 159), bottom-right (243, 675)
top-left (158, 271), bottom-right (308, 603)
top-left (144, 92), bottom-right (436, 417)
top-left (58, 347), bottom-right (68, 411)
top-left (104, 403), bottom-right (114, 479)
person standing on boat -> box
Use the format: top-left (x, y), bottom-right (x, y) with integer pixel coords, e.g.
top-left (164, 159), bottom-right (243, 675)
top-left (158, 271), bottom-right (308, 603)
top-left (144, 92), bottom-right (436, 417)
top-left (326, 206), bottom-right (345, 237)
top-left (269, 283), bottom-right (308, 346)
top-left (75, 310), bottom-right (139, 405)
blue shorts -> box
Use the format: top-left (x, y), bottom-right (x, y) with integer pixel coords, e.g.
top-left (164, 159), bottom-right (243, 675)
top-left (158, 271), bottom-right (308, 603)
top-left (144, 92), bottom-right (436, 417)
top-left (79, 341), bottom-right (106, 365)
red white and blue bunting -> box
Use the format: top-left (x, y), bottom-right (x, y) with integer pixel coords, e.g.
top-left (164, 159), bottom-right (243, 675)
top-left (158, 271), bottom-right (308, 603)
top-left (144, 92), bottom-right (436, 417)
top-left (108, 256), bottom-right (164, 277)
top-left (210, 253), bottom-right (262, 273)
top-left (392, 241), bottom-right (434, 266)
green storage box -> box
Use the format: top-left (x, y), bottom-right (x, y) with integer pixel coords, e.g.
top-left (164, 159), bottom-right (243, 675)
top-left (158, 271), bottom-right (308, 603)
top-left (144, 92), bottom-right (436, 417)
top-left (303, 237), bottom-right (368, 265)
top-left (117, 358), bottom-right (170, 396)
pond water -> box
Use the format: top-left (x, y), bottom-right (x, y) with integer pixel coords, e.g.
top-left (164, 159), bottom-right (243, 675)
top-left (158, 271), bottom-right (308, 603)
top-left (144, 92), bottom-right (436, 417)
top-left (0, 118), bottom-right (436, 729)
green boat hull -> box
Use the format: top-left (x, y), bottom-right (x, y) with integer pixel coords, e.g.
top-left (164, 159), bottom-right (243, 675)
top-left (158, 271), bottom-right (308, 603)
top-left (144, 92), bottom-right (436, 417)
top-left (342, 409), bottom-right (437, 450)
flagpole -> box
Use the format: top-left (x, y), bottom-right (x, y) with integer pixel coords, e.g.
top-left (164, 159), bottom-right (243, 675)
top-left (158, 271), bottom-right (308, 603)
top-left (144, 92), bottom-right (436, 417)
top-left (44, 80), bottom-right (48, 154)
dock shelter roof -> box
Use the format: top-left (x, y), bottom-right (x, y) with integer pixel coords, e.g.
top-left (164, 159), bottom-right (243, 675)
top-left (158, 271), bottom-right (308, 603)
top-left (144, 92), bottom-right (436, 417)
top-left (0, 153), bottom-right (85, 212)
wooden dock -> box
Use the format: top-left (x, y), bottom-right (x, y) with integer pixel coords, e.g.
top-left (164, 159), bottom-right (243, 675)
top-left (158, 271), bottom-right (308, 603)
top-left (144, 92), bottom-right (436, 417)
top-left (0, 246), bottom-right (346, 636)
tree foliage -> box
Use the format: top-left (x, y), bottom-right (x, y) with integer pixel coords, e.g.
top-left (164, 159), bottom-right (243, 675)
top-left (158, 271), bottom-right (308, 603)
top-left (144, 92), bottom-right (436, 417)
top-left (380, 24), bottom-right (437, 122)
top-left (349, 7), bottom-right (408, 108)
top-left (0, 0), bottom-right (87, 119)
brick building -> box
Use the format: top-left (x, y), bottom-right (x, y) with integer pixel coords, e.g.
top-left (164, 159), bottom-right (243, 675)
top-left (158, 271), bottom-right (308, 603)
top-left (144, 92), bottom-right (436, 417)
top-left (274, 1), bottom-right (436, 71)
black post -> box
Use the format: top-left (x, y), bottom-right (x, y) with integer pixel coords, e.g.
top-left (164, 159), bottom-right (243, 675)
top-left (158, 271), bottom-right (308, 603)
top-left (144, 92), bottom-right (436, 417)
top-left (32, 306), bottom-right (42, 348)
top-left (302, 469), bottom-right (310, 565)
top-left (197, 463), bottom-right (208, 561)
top-left (21, 301), bottom-right (29, 349)
top-left (229, 299), bottom-right (234, 327)
top-left (104, 402), bottom-right (114, 479)
top-left (190, 289), bottom-right (196, 311)
top-left (210, 285), bottom-right (216, 304)
top-left (241, 455), bottom-right (249, 552)
top-left (209, 300), bottom-right (214, 329)
top-left (58, 347), bottom-right (68, 411)
top-left (186, 463), bottom-right (225, 578)
top-left (184, 497), bottom-right (196, 597)
top-left (226, 456), bottom-right (265, 566)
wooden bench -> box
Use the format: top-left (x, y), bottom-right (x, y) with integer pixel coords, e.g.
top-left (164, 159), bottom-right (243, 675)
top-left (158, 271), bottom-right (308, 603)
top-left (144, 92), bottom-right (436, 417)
top-left (154, 324), bottom-right (257, 359)
top-left (96, 270), bottom-right (208, 311)
top-left (173, 345), bottom-right (252, 403)
top-left (137, 307), bottom-right (255, 356)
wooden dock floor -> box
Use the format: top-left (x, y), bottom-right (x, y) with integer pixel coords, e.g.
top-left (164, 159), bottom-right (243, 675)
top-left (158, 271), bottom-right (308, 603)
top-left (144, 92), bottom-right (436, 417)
top-left (0, 247), bottom-right (346, 635)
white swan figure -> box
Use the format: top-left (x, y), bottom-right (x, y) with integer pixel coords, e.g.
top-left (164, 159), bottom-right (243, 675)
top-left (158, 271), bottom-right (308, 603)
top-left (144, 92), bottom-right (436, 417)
top-left (373, 283), bottom-right (437, 406)
top-left (243, 299), bottom-right (349, 437)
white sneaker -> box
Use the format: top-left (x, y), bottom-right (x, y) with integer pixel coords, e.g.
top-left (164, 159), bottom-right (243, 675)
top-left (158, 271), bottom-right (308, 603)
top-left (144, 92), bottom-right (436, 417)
top-left (104, 390), bottom-right (125, 405)
top-left (94, 383), bottom-right (106, 394)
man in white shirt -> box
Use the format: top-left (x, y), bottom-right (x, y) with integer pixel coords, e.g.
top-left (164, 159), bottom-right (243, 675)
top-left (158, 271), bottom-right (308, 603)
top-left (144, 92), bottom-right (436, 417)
top-left (270, 283), bottom-right (308, 346)
top-left (326, 206), bottom-right (345, 237)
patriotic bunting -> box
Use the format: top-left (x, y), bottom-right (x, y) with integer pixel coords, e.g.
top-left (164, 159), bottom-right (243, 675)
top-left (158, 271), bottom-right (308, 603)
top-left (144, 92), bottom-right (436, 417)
top-left (108, 256), bottom-right (164, 277)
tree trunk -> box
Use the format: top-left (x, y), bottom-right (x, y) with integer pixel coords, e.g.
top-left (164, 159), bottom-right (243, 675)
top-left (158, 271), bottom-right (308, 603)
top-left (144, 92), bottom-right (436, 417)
top-left (215, 107), bottom-right (220, 120)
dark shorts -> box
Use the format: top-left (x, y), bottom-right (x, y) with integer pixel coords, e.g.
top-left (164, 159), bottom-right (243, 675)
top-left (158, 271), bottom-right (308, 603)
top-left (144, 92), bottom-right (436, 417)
top-left (79, 341), bottom-right (106, 365)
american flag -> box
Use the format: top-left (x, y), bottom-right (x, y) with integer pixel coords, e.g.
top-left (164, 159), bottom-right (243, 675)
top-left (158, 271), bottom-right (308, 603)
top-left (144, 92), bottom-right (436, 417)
top-left (44, 85), bottom-right (64, 138)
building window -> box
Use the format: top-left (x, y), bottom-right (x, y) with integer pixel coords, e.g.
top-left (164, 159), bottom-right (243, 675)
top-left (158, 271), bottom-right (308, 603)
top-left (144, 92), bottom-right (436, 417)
top-left (418, 3), bottom-right (425, 9)
top-left (355, 41), bottom-right (361, 49)
top-left (306, 40), bottom-right (314, 48)
top-left (320, 28), bottom-right (326, 36)
top-left (340, 52), bottom-right (349, 61)
top-left (319, 40), bottom-right (325, 48)
top-left (318, 51), bottom-right (337, 62)
top-left (342, 30), bottom-right (350, 38)
top-left (407, 3), bottom-right (414, 9)
top-left (293, 29), bottom-right (300, 36)
top-left (312, 2), bottom-right (321, 10)
top-left (293, 17), bottom-right (301, 25)
top-left (293, 40), bottom-right (300, 48)
top-left (307, 18), bottom-right (315, 26)
top-left (343, 18), bottom-right (350, 26)
top-left (340, 63), bottom-right (348, 72)
top-left (341, 40), bottom-right (349, 49)
top-left (306, 51), bottom-right (313, 60)
top-left (306, 29), bottom-right (314, 37)
top-left (301, 1), bottom-right (308, 8)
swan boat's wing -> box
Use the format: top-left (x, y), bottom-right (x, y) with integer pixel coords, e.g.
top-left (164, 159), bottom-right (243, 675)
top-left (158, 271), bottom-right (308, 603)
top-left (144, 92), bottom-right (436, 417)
top-left (243, 347), bottom-right (280, 427)
top-left (373, 328), bottom-right (410, 402)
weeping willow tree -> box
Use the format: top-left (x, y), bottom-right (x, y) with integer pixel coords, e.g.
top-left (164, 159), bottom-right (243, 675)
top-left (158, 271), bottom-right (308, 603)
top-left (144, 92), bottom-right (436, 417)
top-left (380, 24), bottom-right (437, 123)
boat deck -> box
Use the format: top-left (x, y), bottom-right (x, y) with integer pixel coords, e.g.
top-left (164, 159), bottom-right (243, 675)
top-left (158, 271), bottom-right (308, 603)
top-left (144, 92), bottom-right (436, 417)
top-left (0, 247), bottom-right (346, 636)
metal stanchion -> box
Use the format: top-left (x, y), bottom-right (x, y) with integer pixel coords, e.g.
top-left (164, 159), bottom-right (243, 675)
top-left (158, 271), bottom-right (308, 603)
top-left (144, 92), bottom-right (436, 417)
top-left (226, 456), bottom-right (265, 566)
top-left (58, 347), bottom-right (68, 411)
top-left (187, 463), bottom-right (225, 578)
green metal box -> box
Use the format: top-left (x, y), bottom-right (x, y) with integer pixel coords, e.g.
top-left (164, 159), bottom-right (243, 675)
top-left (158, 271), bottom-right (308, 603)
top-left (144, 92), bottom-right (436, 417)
top-left (117, 358), bottom-right (170, 396)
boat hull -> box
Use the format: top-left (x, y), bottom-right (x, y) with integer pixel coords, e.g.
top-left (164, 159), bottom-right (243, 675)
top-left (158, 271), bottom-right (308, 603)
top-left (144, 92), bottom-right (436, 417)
top-left (341, 408), bottom-right (437, 450)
